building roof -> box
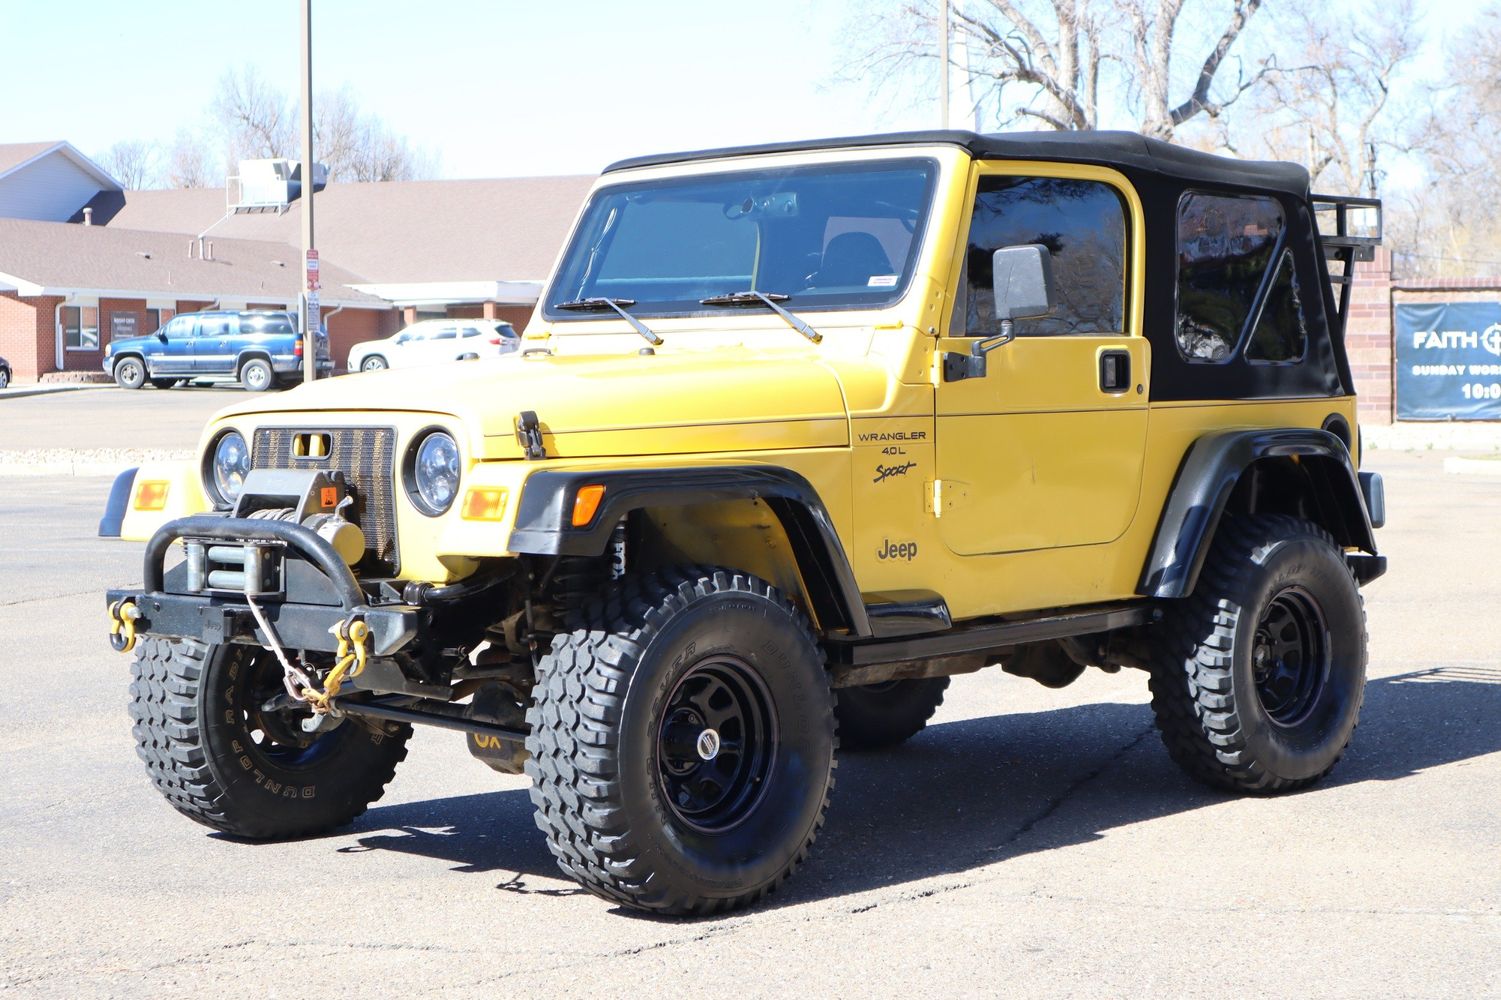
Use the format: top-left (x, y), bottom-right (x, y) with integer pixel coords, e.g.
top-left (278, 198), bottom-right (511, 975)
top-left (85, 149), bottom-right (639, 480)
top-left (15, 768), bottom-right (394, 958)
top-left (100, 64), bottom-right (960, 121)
top-left (77, 174), bottom-right (597, 283)
top-left (606, 129), bottom-right (1311, 197)
top-left (0, 140), bottom-right (122, 190)
top-left (0, 218), bottom-right (383, 306)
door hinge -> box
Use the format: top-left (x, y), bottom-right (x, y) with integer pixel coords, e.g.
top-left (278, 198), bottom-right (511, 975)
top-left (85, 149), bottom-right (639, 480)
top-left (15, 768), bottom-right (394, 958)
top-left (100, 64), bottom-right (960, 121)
top-left (925, 479), bottom-right (941, 517)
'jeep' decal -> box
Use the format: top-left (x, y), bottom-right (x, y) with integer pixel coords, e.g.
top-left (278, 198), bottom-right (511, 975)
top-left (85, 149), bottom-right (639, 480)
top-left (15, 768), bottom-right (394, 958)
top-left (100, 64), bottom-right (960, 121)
top-left (877, 539), bottom-right (918, 561)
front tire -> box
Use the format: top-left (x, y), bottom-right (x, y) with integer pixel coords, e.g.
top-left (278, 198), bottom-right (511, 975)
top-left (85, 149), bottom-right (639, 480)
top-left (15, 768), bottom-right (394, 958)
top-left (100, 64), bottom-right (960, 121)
top-left (239, 358), bottom-right (275, 391)
top-left (113, 357), bottom-right (146, 390)
top-left (525, 567), bottom-right (836, 915)
top-left (834, 677), bottom-right (949, 750)
top-left (1148, 515), bottom-right (1367, 793)
top-left (360, 355), bottom-right (388, 372)
top-left (128, 638), bottom-right (410, 838)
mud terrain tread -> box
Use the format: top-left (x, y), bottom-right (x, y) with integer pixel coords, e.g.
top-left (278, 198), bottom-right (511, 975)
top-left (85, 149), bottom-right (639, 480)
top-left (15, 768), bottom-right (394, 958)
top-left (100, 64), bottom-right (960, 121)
top-left (128, 637), bottom-right (408, 838)
top-left (524, 566), bottom-right (835, 914)
top-left (1148, 514), bottom-right (1366, 793)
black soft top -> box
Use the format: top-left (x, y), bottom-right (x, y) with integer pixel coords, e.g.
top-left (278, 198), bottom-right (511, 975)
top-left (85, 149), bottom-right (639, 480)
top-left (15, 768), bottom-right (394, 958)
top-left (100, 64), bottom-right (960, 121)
top-left (605, 129), bottom-right (1310, 198)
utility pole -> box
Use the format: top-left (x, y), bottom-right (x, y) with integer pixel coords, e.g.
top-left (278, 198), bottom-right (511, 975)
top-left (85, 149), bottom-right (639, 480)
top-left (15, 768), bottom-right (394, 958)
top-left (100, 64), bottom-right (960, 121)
top-left (300, 0), bottom-right (318, 384)
top-left (939, 0), bottom-right (950, 129)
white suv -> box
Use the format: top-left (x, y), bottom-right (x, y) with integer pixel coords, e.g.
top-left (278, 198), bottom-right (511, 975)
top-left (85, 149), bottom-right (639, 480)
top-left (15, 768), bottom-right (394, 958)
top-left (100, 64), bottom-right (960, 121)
top-left (347, 319), bottom-right (518, 372)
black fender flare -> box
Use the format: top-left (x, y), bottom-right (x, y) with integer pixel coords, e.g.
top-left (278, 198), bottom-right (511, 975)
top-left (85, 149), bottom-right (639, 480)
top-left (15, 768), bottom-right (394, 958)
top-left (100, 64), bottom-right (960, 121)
top-left (507, 465), bottom-right (871, 637)
top-left (1138, 428), bottom-right (1378, 599)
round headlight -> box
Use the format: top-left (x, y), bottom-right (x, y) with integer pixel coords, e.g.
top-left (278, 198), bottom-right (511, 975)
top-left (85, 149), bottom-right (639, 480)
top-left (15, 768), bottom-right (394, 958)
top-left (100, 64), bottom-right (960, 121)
top-left (208, 430), bottom-right (251, 506)
top-left (411, 431), bottom-right (461, 515)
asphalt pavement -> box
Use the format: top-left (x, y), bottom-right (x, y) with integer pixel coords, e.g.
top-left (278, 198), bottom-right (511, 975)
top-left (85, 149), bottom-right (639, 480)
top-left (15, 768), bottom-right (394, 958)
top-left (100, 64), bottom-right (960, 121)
top-left (0, 412), bottom-right (1497, 996)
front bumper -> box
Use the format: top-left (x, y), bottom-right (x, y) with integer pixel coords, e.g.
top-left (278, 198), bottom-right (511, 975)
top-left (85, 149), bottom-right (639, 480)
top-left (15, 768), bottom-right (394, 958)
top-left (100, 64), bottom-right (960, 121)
top-left (107, 514), bottom-right (421, 655)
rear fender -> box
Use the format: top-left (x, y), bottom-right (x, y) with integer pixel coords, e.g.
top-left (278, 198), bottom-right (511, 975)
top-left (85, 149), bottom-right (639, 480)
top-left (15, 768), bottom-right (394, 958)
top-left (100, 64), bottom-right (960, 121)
top-left (1139, 428), bottom-right (1378, 599)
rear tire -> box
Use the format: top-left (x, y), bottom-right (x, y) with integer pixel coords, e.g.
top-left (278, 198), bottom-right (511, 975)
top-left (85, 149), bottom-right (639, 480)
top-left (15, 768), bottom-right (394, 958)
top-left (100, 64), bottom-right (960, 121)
top-left (525, 567), bottom-right (836, 914)
top-left (1148, 514), bottom-right (1367, 793)
top-left (128, 638), bottom-right (410, 838)
top-left (113, 357), bottom-right (146, 390)
top-left (834, 677), bottom-right (950, 750)
top-left (239, 358), bottom-right (275, 391)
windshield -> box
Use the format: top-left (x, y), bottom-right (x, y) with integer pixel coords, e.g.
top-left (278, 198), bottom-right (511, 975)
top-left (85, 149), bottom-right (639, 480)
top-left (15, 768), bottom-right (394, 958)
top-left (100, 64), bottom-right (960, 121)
top-left (545, 158), bottom-right (938, 319)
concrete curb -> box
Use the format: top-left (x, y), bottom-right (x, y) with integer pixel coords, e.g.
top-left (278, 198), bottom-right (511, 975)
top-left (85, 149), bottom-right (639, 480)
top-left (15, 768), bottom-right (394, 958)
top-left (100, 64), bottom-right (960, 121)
top-left (0, 383), bottom-right (113, 401)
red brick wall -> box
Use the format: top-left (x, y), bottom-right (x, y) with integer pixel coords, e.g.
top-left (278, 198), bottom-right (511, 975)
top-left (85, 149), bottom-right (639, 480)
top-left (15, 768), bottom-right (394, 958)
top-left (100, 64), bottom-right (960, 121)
top-left (0, 293), bottom-right (64, 382)
top-left (448, 303), bottom-right (532, 328)
top-left (1345, 249), bottom-right (1393, 425)
top-left (326, 308), bottom-right (389, 373)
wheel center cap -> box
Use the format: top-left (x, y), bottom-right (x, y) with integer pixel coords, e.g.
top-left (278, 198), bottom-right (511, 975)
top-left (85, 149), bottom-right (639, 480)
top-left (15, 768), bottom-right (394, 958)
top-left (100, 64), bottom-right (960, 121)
top-left (696, 728), bottom-right (721, 761)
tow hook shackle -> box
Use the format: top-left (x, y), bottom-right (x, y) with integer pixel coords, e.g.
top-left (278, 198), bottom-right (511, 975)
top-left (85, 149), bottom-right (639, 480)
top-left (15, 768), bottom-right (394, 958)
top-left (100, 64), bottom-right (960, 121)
top-left (108, 599), bottom-right (141, 653)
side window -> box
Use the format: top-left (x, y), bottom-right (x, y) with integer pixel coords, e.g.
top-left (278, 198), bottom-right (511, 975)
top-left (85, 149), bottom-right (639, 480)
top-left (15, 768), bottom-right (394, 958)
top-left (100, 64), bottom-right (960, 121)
top-left (197, 315), bottom-right (233, 339)
top-left (460, 326), bottom-right (482, 339)
top-left (1175, 192), bottom-right (1284, 363)
top-left (960, 176), bottom-right (1127, 337)
top-left (430, 325), bottom-right (458, 341)
top-left (160, 316), bottom-right (191, 339)
top-left (1245, 252), bottom-right (1308, 363)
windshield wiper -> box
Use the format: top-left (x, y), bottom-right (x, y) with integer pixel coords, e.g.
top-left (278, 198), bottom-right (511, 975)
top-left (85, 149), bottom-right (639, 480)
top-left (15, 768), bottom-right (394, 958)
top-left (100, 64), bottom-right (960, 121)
top-left (554, 297), bottom-right (663, 346)
top-left (700, 290), bottom-right (822, 344)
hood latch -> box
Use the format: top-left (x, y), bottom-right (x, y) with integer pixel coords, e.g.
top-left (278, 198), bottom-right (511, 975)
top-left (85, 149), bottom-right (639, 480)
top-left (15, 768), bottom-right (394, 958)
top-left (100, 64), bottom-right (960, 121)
top-left (515, 410), bottom-right (546, 461)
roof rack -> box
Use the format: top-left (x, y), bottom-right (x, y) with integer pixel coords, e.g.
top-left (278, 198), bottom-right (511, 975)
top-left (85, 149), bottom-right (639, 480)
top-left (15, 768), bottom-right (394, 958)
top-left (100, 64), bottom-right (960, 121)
top-left (1311, 194), bottom-right (1382, 340)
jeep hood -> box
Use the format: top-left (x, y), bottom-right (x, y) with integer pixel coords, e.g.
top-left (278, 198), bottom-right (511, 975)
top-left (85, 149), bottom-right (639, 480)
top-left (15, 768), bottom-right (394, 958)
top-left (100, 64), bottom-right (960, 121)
top-left (215, 351), bottom-right (851, 459)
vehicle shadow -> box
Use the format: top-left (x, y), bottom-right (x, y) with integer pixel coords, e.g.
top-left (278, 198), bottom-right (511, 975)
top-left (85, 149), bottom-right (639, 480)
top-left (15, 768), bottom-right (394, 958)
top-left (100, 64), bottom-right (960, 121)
top-left (344, 664), bottom-right (1501, 911)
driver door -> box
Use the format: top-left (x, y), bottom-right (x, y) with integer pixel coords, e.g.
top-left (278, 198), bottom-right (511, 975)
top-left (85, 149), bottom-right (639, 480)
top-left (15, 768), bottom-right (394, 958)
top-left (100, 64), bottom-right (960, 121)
top-left (934, 163), bottom-right (1149, 556)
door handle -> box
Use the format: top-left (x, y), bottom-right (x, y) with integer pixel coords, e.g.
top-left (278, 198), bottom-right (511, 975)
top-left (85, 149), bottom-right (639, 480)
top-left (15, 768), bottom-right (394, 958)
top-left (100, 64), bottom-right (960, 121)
top-left (1099, 350), bottom-right (1130, 393)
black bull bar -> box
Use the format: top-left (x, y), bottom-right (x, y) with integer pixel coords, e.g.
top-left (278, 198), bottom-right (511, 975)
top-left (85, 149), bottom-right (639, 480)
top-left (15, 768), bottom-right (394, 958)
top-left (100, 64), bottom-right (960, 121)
top-left (106, 515), bottom-right (421, 656)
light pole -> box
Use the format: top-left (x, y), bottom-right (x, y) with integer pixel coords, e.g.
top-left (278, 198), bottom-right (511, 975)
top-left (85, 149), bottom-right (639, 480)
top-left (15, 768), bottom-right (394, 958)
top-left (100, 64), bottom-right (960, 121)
top-left (939, 0), bottom-right (949, 129)
top-left (300, 0), bottom-right (318, 384)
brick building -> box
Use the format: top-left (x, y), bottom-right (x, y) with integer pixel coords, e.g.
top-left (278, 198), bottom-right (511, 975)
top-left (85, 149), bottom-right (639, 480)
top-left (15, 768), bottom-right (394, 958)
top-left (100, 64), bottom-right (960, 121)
top-left (0, 140), bottom-right (593, 383)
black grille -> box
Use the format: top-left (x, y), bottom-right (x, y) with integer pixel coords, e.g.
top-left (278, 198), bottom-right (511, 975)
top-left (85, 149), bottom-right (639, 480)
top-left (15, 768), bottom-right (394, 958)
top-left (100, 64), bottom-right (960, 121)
top-left (252, 427), bottom-right (398, 573)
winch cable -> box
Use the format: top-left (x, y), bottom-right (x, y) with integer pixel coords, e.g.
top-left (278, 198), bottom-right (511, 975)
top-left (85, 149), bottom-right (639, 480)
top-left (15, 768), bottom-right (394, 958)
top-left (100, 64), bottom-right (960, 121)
top-left (245, 592), bottom-right (316, 703)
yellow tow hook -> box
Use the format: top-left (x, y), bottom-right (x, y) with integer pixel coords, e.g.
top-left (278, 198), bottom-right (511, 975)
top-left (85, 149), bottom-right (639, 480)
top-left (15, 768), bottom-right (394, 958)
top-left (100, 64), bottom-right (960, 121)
top-left (307, 617), bottom-right (370, 714)
top-left (108, 599), bottom-right (140, 653)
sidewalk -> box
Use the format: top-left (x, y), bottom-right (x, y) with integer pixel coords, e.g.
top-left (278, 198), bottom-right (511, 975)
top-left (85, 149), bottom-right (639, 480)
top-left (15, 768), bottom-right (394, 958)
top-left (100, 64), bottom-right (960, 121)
top-left (0, 382), bottom-right (110, 401)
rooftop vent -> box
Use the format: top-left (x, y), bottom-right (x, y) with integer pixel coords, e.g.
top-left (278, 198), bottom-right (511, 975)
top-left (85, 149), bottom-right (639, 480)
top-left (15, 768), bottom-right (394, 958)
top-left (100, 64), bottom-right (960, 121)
top-left (226, 158), bottom-right (328, 215)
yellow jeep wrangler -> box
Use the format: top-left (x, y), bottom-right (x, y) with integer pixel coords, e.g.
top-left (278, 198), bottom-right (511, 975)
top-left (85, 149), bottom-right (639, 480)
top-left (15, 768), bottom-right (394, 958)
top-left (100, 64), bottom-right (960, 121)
top-left (103, 130), bottom-right (1386, 915)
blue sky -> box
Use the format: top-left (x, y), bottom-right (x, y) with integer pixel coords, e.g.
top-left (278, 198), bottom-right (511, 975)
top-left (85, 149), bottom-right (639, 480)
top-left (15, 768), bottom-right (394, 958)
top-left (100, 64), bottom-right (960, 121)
top-left (0, 0), bottom-right (1461, 181)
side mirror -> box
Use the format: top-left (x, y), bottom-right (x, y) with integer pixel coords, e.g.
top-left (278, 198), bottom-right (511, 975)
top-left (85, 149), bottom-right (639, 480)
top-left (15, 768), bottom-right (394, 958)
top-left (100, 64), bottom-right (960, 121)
top-left (943, 244), bottom-right (1056, 382)
top-left (156, 331), bottom-right (168, 342)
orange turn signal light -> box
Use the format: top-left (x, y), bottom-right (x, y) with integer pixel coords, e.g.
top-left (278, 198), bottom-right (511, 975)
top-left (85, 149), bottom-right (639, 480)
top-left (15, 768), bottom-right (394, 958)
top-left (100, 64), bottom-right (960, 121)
top-left (461, 487), bottom-right (509, 521)
top-left (571, 484), bottom-right (606, 527)
top-left (134, 480), bottom-right (170, 511)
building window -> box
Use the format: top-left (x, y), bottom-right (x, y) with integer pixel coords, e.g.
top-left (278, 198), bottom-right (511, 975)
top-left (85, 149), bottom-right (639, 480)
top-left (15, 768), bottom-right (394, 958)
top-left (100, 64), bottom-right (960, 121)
top-left (62, 306), bottom-right (100, 351)
top-left (147, 308), bottom-right (174, 334)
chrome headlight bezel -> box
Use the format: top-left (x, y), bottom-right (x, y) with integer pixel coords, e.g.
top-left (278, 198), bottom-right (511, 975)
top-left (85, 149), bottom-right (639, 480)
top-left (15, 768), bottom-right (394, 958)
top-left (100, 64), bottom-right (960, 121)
top-left (404, 428), bottom-right (462, 516)
top-left (204, 428), bottom-right (251, 508)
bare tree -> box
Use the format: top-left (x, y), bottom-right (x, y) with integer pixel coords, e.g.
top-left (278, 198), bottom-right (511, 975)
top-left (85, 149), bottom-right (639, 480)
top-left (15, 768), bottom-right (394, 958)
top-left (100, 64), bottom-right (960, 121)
top-left (852, 0), bottom-right (1271, 139)
top-left (1208, 1), bottom-right (1416, 193)
top-left (166, 129), bottom-right (214, 189)
top-left (95, 140), bottom-right (162, 189)
top-left (207, 67), bottom-right (433, 182)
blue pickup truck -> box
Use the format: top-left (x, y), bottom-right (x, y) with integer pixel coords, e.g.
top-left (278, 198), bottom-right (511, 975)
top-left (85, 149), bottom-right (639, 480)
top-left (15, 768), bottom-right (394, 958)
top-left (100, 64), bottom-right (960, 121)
top-left (102, 310), bottom-right (333, 391)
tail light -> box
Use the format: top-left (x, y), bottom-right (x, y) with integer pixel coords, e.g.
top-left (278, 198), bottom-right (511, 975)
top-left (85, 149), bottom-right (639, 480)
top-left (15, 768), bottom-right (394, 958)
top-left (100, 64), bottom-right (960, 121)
top-left (487, 336), bottom-right (501, 345)
top-left (294, 337), bottom-right (304, 357)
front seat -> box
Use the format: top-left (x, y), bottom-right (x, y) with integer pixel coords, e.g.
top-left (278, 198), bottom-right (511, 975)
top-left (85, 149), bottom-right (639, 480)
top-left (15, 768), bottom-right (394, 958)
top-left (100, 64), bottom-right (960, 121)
top-left (809, 232), bottom-right (894, 289)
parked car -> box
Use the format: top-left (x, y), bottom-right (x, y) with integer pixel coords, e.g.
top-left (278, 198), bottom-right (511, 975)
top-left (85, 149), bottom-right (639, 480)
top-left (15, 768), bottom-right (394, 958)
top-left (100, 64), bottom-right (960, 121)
top-left (0, 355), bottom-right (10, 389)
top-left (103, 310), bottom-right (333, 391)
top-left (346, 319), bottom-right (518, 373)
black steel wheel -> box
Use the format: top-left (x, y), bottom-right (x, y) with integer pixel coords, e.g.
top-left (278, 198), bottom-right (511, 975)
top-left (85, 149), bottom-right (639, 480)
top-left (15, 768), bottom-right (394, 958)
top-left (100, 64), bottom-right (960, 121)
top-left (1149, 514), bottom-right (1367, 793)
top-left (129, 638), bottom-right (409, 838)
top-left (113, 356), bottom-right (146, 390)
top-left (527, 567), bottom-right (835, 915)
top-left (655, 656), bottom-right (776, 832)
top-left (834, 676), bottom-right (949, 750)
